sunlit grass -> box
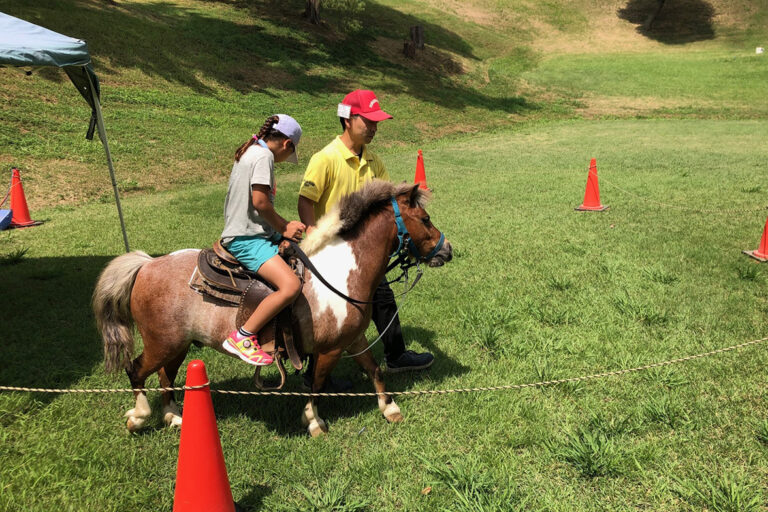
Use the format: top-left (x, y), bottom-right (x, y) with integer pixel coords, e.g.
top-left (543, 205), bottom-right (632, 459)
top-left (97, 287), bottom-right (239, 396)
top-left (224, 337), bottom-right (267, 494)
top-left (2, 119), bottom-right (768, 510)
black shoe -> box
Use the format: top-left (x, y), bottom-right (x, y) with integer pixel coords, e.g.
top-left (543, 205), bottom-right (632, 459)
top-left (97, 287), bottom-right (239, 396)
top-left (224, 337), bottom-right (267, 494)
top-left (302, 373), bottom-right (354, 392)
top-left (385, 350), bottom-right (434, 373)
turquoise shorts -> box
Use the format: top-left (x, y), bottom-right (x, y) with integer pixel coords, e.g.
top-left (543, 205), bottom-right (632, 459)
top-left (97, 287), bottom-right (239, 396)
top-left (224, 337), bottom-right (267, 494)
top-left (226, 234), bottom-right (281, 272)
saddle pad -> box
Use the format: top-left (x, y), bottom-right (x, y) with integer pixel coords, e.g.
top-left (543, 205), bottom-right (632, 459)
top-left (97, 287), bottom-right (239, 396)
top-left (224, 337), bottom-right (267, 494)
top-left (188, 266), bottom-right (242, 306)
top-left (197, 248), bottom-right (267, 293)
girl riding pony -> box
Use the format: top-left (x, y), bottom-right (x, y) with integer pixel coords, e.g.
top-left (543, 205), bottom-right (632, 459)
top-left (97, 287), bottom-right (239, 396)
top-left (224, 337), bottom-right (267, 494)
top-left (221, 114), bottom-right (306, 365)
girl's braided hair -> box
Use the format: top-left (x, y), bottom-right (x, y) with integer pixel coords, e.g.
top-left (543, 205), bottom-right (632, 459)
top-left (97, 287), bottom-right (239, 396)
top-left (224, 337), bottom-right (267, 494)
top-left (234, 115), bottom-right (289, 162)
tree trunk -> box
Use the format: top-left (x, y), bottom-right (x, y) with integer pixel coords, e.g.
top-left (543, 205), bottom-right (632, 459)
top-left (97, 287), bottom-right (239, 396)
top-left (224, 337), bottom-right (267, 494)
top-left (403, 41), bottom-right (416, 58)
top-left (404, 25), bottom-right (424, 58)
top-left (304, 0), bottom-right (321, 25)
top-left (643, 0), bottom-right (666, 31)
top-left (410, 25), bottom-right (424, 50)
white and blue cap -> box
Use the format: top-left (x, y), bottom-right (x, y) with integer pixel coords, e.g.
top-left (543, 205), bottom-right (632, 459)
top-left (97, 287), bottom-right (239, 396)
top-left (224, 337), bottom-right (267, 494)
top-left (273, 114), bottom-right (302, 164)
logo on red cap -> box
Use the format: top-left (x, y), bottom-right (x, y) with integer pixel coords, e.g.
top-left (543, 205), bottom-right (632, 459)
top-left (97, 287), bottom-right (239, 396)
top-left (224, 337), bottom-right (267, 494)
top-left (340, 90), bottom-right (392, 122)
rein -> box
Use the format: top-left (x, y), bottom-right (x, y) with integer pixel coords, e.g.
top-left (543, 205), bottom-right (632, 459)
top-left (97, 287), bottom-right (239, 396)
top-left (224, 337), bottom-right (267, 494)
top-left (286, 239), bottom-right (421, 306)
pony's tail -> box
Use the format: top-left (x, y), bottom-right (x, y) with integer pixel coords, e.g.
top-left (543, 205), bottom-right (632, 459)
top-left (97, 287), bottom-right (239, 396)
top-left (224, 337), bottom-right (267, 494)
top-left (92, 251), bottom-right (153, 373)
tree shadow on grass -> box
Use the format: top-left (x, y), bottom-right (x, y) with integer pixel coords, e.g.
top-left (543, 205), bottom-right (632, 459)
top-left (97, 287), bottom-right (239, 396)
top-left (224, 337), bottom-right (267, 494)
top-left (0, 256), bottom-right (110, 406)
top-left (617, 0), bottom-right (716, 44)
top-left (236, 484), bottom-right (271, 511)
top-left (0, 253), bottom-right (468, 437)
top-left (209, 325), bottom-right (469, 436)
top-left (0, 0), bottom-right (533, 115)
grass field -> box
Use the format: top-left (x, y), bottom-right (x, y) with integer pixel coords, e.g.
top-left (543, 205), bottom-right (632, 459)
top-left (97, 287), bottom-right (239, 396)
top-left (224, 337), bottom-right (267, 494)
top-left (2, 0), bottom-right (768, 510)
top-left (3, 119), bottom-right (768, 511)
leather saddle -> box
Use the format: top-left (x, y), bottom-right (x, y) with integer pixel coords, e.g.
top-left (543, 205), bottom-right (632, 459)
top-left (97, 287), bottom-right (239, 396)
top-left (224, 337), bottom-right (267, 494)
top-left (190, 239), bottom-right (306, 389)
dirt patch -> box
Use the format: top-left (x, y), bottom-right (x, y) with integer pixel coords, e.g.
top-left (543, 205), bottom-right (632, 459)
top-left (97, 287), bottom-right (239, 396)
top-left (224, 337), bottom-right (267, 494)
top-left (373, 37), bottom-right (468, 76)
top-left (416, 0), bottom-right (516, 27)
top-left (531, 8), bottom-right (665, 54)
top-left (230, 65), bottom-right (296, 91)
top-left (529, 0), bottom-right (753, 54)
top-left (713, 0), bottom-right (761, 26)
top-left (7, 159), bottom-right (103, 210)
top-left (7, 153), bottom-right (307, 211)
top-left (7, 157), bottom-right (227, 210)
top-left (442, 1), bottom-right (498, 27)
top-left (572, 94), bottom-right (720, 118)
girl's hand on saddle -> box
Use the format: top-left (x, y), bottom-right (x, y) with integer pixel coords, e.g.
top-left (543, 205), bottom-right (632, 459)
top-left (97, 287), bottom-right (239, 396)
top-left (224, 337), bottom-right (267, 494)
top-left (283, 220), bottom-right (306, 242)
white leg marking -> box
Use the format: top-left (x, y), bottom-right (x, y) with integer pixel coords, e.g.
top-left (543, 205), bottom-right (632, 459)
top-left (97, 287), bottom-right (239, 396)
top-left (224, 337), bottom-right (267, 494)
top-left (125, 393), bottom-right (152, 432)
top-left (301, 400), bottom-right (328, 437)
top-left (380, 399), bottom-right (403, 423)
top-left (163, 401), bottom-right (183, 427)
top-left (382, 400), bottom-right (400, 417)
top-left (306, 237), bottom-right (358, 330)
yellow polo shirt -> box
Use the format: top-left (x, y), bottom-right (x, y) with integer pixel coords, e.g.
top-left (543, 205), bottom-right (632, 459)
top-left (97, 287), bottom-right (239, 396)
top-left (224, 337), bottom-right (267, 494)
top-left (299, 136), bottom-right (390, 219)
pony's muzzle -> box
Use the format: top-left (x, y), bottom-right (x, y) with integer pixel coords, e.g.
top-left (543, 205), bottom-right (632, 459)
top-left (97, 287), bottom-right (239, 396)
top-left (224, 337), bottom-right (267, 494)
top-left (427, 240), bottom-right (453, 267)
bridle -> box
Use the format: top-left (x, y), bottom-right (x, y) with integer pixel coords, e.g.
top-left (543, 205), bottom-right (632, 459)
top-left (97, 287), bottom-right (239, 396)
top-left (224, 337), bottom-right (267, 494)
top-left (390, 196), bottom-right (445, 262)
top-left (288, 196), bottom-right (445, 306)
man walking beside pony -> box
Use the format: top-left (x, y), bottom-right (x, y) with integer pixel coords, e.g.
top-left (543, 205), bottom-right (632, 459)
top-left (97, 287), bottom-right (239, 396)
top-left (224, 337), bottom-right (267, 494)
top-left (298, 89), bottom-right (434, 390)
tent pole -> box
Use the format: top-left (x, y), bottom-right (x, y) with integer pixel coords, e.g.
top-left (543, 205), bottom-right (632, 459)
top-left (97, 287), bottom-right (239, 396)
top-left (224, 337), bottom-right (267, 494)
top-left (85, 68), bottom-right (130, 253)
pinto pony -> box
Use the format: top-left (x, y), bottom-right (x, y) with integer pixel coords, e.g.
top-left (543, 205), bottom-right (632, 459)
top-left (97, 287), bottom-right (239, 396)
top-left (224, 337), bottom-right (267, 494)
top-left (93, 181), bottom-right (452, 436)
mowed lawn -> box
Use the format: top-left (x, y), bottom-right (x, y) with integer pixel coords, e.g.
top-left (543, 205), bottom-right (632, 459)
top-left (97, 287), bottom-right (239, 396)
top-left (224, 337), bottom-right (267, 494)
top-left (2, 119), bottom-right (768, 511)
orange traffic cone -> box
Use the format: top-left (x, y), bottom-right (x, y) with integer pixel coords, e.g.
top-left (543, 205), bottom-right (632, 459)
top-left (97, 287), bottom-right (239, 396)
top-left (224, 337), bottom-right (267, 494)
top-left (575, 158), bottom-right (609, 211)
top-left (9, 168), bottom-right (43, 228)
top-left (414, 149), bottom-right (428, 190)
top-left (173, 360), bottom-right (242, 512)
top-left (743, 217), bottom-right (768, 262)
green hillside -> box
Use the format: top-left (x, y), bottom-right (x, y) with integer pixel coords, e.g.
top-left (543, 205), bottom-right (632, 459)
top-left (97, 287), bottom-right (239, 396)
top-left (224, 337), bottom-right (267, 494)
top-left (1, 0), bottom-right (766, 207)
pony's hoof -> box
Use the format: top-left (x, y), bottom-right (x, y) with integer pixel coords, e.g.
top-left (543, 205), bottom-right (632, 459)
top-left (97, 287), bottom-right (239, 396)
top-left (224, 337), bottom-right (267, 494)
top-left (385, 411), bottom-right (404, 423)
top-left (307, 419), bottom-right (328, 437)
top-left (382, 401), bottom-right (403, 423)
top-left (163, 403), bottom-right (183, 428)
top-left (163, 412), bottom-right (182, 428)
top-left (126, 417), bottom-right (146, 433)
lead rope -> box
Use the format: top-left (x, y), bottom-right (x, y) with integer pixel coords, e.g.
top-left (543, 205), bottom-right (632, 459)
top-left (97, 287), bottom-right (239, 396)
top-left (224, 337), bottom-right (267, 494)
top-left (341, 263), bottom-right (422, 359)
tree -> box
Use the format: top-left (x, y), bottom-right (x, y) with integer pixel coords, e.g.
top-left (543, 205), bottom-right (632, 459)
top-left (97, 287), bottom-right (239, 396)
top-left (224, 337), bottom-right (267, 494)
top-left (643, 0), bottom-right (666, 30)
top-left (304, 0), bottom-right (321, 25)
top-left (303, 0), bottom-right (365, 31)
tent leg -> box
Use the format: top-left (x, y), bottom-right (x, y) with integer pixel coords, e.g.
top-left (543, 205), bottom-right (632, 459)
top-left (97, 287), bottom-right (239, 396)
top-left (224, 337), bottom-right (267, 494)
top-left (85, 69), bottom-right (130, 253)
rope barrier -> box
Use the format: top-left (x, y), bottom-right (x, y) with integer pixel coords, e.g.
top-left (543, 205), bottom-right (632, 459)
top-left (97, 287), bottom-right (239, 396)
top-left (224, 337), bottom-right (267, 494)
top-left (0, 162), bottom-right (764, 398)
top-left (598, 176), bottom-right (768, 214)
top-left (1, 335), bottom-right (766, 398)
top-left (0, 179), bottom-right (16, 209)
top-left (0, 383), bottom-right (210, 394)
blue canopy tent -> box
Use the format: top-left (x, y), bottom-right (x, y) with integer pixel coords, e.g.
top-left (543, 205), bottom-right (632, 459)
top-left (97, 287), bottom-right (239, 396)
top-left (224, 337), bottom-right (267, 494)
top-left (0, 12), bottom-right (130, 251)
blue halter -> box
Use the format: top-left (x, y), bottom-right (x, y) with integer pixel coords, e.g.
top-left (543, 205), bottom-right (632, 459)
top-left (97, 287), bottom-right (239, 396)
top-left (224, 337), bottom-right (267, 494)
top-left (390, 197), bottom-right (445, 261)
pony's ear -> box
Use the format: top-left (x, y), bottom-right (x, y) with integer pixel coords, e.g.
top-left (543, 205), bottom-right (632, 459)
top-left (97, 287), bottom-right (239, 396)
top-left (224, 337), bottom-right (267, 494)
top-left (407, 183), bottom-right (421, 207)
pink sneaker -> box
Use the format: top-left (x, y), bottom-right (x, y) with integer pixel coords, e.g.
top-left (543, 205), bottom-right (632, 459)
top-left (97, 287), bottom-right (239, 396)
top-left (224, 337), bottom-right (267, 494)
top-left (223, 330), bottom-right (273, 366)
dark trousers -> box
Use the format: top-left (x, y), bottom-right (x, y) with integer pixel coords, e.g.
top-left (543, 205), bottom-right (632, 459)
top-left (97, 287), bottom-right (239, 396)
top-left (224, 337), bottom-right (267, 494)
top-left (372, 279), bottom-right (406, 361)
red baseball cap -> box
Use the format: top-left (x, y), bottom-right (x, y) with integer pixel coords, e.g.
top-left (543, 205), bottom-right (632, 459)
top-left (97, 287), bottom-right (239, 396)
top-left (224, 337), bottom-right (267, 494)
top-left (340, 90), bottom-right (393, 122)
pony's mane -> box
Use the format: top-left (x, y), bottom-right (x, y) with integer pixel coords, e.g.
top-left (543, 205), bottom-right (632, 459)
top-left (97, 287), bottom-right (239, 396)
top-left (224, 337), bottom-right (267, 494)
top-left (301, 179), bottom-right (431, 256)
